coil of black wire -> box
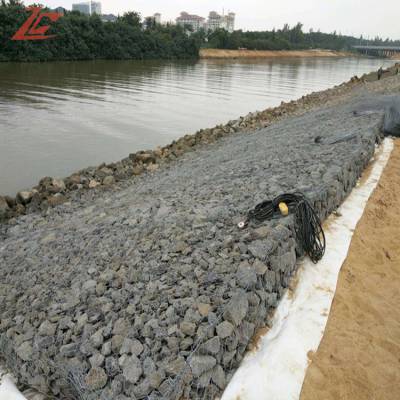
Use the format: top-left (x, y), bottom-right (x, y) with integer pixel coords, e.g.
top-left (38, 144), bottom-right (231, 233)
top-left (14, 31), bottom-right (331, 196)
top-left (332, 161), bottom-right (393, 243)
top-left (242, 192), bottom-right (326, 263)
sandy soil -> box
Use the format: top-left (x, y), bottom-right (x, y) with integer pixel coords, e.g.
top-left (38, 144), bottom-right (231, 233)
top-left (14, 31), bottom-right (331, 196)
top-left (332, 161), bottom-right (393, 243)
top-left (300, 140), bottom-right (400, 400)
top-left (199, 48), bottom-right (351, 59)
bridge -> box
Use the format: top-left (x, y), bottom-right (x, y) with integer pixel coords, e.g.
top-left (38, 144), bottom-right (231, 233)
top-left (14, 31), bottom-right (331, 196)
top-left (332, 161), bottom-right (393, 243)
top-left (353, 45), bottom-right (400, 57)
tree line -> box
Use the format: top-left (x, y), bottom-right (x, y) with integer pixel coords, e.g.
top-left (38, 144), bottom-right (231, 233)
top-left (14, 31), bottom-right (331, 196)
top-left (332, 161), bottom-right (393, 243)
top-left (203, 23), bottom-right (400, 52)
top-left (0, 1), bottom-right (201, 62)
top-left (1, 1), bottom-right (399, 62)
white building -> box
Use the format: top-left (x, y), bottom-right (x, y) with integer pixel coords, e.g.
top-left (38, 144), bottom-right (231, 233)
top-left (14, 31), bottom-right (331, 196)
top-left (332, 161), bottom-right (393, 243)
top-left (91, 2), bottom-right (102, 15)
top-left (153, 13), bottom-right (161, 24)
top-left (206, 11), bottom-right (235, 33)
top-left (143, 13), bottom-right (162, 29)
top-left (176, 12), bottom-right (206, 32)
top-left (72, 2), bottom-right (89, 14)
top-left (72, 1), bottom-right (102, 16)
top-left (176, 11), bottom-right (236, 33)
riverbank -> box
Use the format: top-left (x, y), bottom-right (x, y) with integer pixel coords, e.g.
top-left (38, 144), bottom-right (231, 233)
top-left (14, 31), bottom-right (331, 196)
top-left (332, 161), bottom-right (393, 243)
top-left (1, 62), bottom-right (399, 224)
top-left (200, 48), bottom-right (353, 59)
top-left (300, 140), bottom-right (400, 400)
top-left (1, 70), bottom-right (400, 399)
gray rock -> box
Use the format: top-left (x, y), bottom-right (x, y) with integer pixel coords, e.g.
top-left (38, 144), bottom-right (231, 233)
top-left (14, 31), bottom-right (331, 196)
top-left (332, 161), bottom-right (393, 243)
top-left (253, 259), bottom-right (268, 275)
top-left (38, 320), bottom-right (56, 336)
top-left (16, 341), bottom-right (33, 361)
top-left (197, 302), bottom-right (212, 317)
top-left (91, 328), bottom-right (104, 348)
top-left (101, 341), bottom-right (112, 356)
top-left (60, 343), bottom-right (79, 358)
top-left (98, 167), bottom-right (114, 176)
top-left (85, 367), bottom-right (108, 390)
top-left (199, 337), bottom-right (220, 355)
top-left (105, 356), bottom-right (120, 377)
top-left (236, 261), bottom-right (257, 289)
top-left (83, 278), bottom-right (97, 291)
top-left (48, 193), bottom-right (67, 207)
top-left (0, 196), bottom-right (9, 219)
top-left (113, 319), bottom-right (129, 336)
top-left (111, 335), bottom-right (124, 353)
top-left (52, 178), bottom-right (66, 192)
top-left (143, 357), bottom-right (156, 376)
top-left (216, 321), bottom-right (234, 339)
top-left (109, 375), bottom-right (124, 397)
top-left (89, 179), bottom-right (100, 188)
top-left (120, 338), bottom-right (144, 356)
top-left (211, 365), bottom-right (226, 389)
top-left (189, 356), bottom-right (216, 377)
top-left (17, 191), bottom-right (33, 205)
top-left (165, 356), bottom-right (186, 376)
top-left (180, 321), bottom-right (196, 336)
top-left (103, 176), bottom-right (115, 186)
top-left (89, 352), bottom-right (105, 368)
top-left (122, 356), bottom-right (143, 384)
top-left (248, 240), bottom-right (277, 261)
top-left (180, 337), bottom-right (193, 350)
top-left (223, 293), bottom-right (249, 326)
top-left (252, 226), bottom-right (271, 239)
top-left (197, 370), bottom-right (213, 388)
top-left (148, 370), bottom-right (164, 389)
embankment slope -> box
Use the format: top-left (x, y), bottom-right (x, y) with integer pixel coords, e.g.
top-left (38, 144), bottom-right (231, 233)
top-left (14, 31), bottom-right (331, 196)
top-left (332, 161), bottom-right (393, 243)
top-left (300, 140), bottom-right (400, 400)
top-left (0, 74), bottom-right (400, 400)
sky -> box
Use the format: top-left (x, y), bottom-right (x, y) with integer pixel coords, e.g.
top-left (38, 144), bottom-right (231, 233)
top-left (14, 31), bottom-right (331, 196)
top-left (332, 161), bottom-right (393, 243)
top-left (41, 0), bottom-right (400, 40)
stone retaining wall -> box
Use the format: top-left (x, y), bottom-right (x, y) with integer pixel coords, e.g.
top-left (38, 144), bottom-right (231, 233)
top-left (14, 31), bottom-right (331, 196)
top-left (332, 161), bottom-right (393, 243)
top-left (0, 77), bottom-right (396, 400)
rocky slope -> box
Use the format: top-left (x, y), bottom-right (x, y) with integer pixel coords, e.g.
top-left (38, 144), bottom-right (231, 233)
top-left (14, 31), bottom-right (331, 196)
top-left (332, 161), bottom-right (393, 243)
top-left (0, 73), bottom-right (400, 400)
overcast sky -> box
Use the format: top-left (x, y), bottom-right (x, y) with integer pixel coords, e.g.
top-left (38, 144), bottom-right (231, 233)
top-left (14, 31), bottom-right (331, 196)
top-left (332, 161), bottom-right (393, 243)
top-left (41, 0), bottom-right (399, 40)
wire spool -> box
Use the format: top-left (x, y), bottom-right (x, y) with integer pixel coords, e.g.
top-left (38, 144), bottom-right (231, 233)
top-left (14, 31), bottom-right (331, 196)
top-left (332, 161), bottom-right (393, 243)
top-left (242, 192), bottom-right (326, 263)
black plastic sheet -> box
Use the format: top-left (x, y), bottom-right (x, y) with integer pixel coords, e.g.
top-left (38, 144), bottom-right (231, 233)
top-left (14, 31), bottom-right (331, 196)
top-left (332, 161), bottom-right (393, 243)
top-left (384, 97), bottom-right (400, 137)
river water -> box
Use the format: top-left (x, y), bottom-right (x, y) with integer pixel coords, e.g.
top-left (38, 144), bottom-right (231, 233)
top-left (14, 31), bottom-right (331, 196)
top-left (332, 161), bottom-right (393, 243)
top-left (0, 57), bottom-right (393, 195)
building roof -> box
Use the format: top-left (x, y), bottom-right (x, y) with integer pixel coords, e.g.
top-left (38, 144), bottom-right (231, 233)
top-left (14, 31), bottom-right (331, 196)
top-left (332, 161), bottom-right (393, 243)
top-left (176, 12), bottom-right (205, 22)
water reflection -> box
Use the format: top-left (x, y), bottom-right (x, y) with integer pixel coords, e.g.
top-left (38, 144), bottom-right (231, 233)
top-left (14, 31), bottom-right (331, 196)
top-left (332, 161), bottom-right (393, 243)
top-left (0, 57), bottom-right (393, 195)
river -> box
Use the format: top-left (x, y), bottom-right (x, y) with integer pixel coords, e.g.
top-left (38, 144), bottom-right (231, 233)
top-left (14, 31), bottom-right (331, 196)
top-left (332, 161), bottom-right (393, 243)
top-left (0, 57), bottom-right (394, 195)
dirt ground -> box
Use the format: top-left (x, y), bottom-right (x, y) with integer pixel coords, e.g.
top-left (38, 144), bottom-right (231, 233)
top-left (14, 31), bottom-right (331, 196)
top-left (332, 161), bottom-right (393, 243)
top-left (300, 139), bottom-right (400, 400)
top-left (199, 48), bottom-right (350, 59)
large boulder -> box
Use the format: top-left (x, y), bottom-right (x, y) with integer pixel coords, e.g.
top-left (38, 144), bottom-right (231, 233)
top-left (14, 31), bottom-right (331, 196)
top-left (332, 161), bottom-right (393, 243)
top-left (17, 191), bottom-right (33, 205)
top-left (384, 97), bottom-right (400, 137)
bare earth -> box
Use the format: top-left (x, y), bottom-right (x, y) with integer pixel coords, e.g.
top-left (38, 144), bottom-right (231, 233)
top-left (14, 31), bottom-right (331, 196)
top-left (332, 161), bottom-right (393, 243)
top-left (300, 140), bottom-right (400, 400)
top-left (199, 48), bottom-right (351, 59)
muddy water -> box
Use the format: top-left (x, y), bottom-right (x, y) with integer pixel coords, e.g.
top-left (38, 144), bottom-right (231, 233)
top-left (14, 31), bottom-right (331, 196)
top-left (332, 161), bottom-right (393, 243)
top-left (0, 57), bottom-right (393, 195)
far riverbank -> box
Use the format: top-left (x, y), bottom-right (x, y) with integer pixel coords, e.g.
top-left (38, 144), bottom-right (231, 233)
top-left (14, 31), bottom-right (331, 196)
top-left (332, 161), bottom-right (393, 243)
top-left (200, 48), bottom-right (354, 59)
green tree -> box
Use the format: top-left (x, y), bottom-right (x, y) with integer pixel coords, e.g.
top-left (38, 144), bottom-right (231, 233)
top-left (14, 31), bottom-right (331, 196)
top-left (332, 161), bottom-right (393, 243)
top-left (0, 1), bottom-right (200, 61)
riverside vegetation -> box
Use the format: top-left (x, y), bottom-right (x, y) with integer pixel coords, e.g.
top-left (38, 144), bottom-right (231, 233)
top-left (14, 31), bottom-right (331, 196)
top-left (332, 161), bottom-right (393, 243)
top-left (0, 1), bottom-right (200, 61)
top-left (1, 1), bottom-right (400, 62)
top-left (204, 23), bottom-right (400, 52)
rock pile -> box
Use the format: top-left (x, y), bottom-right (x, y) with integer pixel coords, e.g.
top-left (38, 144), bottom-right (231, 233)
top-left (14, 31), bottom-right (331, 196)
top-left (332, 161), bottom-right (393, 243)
top-left (0, 88), bottom-right (390, 399)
